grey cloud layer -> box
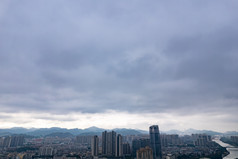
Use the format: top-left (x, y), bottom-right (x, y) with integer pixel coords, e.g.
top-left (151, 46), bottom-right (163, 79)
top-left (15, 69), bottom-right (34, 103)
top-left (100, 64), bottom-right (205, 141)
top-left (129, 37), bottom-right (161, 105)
top-left (0, 0), bottom-right (238, 117)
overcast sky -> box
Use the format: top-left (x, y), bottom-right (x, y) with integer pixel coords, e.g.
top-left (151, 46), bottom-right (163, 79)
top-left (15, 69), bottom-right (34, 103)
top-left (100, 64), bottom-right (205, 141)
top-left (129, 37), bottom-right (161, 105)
top-left (0, 0), bottom-right (238, 132)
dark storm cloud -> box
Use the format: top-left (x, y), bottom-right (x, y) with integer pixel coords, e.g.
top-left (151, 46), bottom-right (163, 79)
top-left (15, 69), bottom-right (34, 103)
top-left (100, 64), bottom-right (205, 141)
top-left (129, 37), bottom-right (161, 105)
top-left (0, 0), bottom-right (238, 115)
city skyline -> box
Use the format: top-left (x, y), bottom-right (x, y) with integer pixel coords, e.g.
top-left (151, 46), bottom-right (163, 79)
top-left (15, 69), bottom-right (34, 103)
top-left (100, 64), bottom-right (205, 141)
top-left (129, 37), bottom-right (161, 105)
top-left (0, 1), bottom-right (238, 132)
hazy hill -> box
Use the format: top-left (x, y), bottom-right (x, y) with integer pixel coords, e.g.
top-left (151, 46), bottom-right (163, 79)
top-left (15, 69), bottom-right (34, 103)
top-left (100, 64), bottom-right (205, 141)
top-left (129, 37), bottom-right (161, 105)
top-left (45, 132), bottom-right (74, 138)
top-left (27, 127), bottom-right (71, 136)
top-left (184, 129), bottom-right (222, 136)
top-left (0, 127), bottom-right (34, 134)
top-left (162, 128), bottom-right (223, 136)
top-left (0, 127), bottom-right (142, 137)
top-left (83, 126), bottom-right (106, 132)
top-left (223, 131), bottom-right (238, 136)
top-left (0, 126), bottom-right (234, 137)
top-left (113, 128), bottom-right (142, 135)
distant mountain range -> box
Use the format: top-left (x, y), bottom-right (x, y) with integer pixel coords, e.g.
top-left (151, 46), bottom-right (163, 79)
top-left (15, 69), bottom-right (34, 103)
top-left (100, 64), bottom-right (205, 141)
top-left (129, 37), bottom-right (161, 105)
top-left (0, 126), bottom-right (144, 137)
top-left (161, 129), bottom-right (225, 136)
top-left (0, 126), bottom-right (236, 137)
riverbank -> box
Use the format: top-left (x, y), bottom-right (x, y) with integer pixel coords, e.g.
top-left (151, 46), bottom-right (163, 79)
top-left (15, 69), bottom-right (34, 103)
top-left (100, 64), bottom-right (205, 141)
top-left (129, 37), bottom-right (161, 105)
top-left (213, 138), bottom-right (238, 159)
top-left (221, 137), bottom-right (238, 147)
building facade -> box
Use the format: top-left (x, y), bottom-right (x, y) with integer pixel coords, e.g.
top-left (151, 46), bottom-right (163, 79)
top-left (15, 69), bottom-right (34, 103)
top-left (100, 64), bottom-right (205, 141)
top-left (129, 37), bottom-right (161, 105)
top-left (102, 131), bottom-right (122, 157)
top-left (116, 134), bottom-right (123, 157)
top-left (91, 135), bottom-right (99, 156)
top-left (132, 139), bottom-right (150, 157)
top-left (136, 146), bottom-right (153, 159)
top-left (149, 125), bottom-right (162, 159)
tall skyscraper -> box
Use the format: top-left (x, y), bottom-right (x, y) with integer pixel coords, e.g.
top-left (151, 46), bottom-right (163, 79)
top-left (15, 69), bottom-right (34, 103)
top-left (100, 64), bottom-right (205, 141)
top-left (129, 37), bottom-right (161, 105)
top-left (102, 131), bottom-right (117, 157)
top-left (107, 131), bottom-right (117, 156)
top-left (149, 125), bottom-right (162, 159)
top-left (91, 135), bottom-right (99, 156)
top-left (116, 134), bottom-right (123, 156)
top-left (102, 131), bottom-right (107, 155)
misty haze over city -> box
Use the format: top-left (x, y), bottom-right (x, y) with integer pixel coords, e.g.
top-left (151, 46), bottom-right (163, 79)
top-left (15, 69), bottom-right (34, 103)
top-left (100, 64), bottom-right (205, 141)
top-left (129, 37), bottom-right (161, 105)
top-left (0, 0), bottom-right (238, 133)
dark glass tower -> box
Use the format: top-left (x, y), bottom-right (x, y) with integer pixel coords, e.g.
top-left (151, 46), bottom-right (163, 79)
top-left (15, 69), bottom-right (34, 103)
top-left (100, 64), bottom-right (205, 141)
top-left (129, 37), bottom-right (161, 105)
top-left (149, 125), bottom-right (162, 159)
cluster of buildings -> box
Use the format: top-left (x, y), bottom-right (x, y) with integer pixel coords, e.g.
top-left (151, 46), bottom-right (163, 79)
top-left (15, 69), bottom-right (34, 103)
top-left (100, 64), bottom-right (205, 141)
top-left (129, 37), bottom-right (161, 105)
top-left (91, 125), bottom-right (162, 159)
top-left (231, 136), bottom-right (238, 144)
top-left (192, 134), bottom-right (212, 146)
top-left (0, 136), bottom-right (24, 148)
top-left (0, 125), bottom-right (231, 159)
top-left (161, 134), bottom-right (218, 159)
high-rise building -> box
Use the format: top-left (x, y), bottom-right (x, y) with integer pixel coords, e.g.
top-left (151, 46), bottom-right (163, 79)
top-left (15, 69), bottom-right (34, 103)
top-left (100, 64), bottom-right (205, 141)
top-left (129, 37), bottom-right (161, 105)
top-left (107, 131), bottom-right (117, 156)
top-left (2, 136), bottom-right (11, 148)
top-left (192, 134), bottom-right (211, 146)
top-left (149, 125), bottom-right (162, 159)
top-left (102, 131), bottom-right (107, 155)
top-left (231, 136), bottom-right (238, 144)
top-left (102, 131), bottom-right (117, 157)
top-left (1, 136), bottom-right (24, 148)
top-left (160, 134), bottom-right (181, 147)
top-left (116, 134), bottom-right (123, 156)
top-left (91, 135), bottom-right (99, 156)
top-left (9, 135), bottom-right (24, 147)
top-left (123, 142), bottom-right (131, 155)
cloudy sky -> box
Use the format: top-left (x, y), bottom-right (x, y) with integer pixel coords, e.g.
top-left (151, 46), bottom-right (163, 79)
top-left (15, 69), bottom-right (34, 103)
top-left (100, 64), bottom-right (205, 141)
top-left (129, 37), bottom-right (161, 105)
top-left (0, 0), bottom-right (238, 132)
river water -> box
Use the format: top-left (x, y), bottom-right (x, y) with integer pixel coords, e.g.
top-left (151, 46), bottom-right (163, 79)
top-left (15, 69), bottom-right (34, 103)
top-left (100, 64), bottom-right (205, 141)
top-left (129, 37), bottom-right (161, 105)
top-left (213, 139), bottom-right (238, 159)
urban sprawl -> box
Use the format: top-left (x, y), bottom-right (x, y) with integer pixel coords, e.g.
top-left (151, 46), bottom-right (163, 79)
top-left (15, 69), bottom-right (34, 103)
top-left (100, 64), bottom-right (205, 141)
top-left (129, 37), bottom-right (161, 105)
top-left (0, 125), bottom-right (237, 159)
